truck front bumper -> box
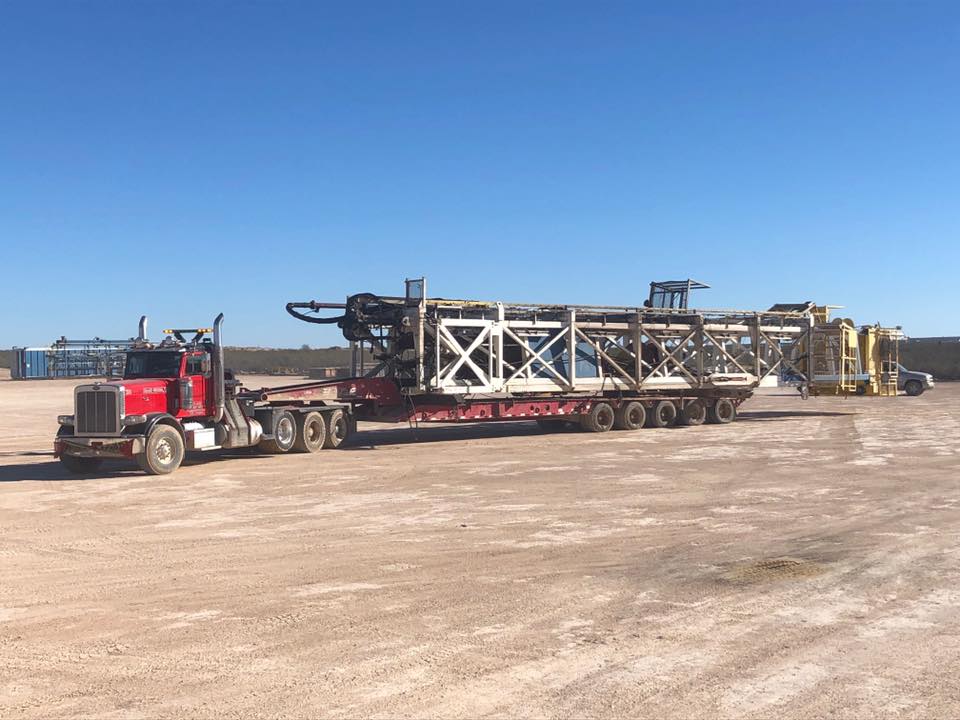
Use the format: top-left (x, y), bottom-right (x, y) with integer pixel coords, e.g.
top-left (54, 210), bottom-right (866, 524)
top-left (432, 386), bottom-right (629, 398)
top-left (54, 436), bottom-right (145, 459)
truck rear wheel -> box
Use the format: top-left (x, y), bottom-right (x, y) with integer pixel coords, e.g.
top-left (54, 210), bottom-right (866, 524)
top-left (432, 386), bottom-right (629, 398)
top-left (580, 402), bottom-right (615, 433)
top-left (707, 398), bottom-right (737, 424)
top-left (679, 399), bottom-right (707, 426)
top-left (293, 411), bottom-right (326, 453)
top-left (323, 409), bottom-right (349, 448)
top-left (614, 401), bottom-right (646, 430)
top-left (259, 410), bottom-right (297, 454)
top-left (60, 454), bottom-right (103, 475)
top-left (904, 380), bottom-right (924, 396)
top-left (648, 400), bottom-right (677, 428)
top-left (137, 425), bottom-right (184, 475)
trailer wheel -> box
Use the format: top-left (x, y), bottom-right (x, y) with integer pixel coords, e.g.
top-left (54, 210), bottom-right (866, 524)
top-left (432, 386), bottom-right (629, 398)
top-left (259, 410), bottom-right (297, 454)
top-left (293, 411), bottom-right (326, 453)
top-left (580, 402), bottom-right (615, 433)
top-left (679, 399), bottom-right (707, 426)
top-left (614, 401), bottom-right (646, 430)
top-left (59, 454), bottom-right (103, 475)
top-left (707, 398), bottom-right (737, 424)
top-left (137, 425), bottom-right (184, 475)
top-left (323, 409), bottom-right (349, 449)
top-left (648, 400), bottom-right (677, 428)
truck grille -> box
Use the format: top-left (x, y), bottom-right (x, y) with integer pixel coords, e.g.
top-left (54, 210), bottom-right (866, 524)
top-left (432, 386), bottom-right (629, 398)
top-left (75, 386), bottom-right (122, 436)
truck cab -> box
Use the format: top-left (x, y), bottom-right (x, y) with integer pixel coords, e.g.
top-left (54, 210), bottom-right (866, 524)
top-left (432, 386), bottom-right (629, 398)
top-left (121, 347), bottom-right (214, 419)
top-left (54, 326), bottom-right (225, 475)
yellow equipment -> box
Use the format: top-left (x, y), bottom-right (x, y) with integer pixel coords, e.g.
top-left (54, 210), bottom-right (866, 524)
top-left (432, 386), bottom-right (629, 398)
top-left (805, 320), bottom-right (901, 397)
top-left (856, 325), bottom-right (900, 396)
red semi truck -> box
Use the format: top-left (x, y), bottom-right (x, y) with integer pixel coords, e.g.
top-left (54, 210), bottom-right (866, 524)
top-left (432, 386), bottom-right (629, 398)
top-left (54, 315), bottom-right (357, 475)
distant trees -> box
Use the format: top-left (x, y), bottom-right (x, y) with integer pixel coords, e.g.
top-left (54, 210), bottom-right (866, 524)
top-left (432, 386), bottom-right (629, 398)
top-left (223, 346), bottom-right (373, 375)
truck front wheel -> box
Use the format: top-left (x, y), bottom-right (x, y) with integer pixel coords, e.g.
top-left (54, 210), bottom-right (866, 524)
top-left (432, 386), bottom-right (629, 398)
top-left (60, 454), bottom-right (103, 475)
top-left (137, 425), bottom-right (184, 475)
top-left (904, 380), bottom-right (924, 397)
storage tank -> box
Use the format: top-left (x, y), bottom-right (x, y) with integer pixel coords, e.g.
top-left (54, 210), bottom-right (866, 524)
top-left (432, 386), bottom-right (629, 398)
top-left (12, 348), bottom-right (49, 379)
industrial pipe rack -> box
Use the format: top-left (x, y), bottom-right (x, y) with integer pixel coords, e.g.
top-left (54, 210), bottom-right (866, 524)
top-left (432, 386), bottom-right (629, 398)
top-left (11, 318), bottom-right (148, 379)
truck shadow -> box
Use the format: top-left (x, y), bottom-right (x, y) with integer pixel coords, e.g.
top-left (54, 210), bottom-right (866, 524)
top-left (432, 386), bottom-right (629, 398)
top-left (0, 411), bottom-right (857, 479)
top-left (0, 451), bottom-right (279, 482)
top-left (737, 410), bottom-right (854, 422)
top-left (0, 460), bottom-right (144, 482)
top-left (344, 411), bottom-right (857, 447)
top-left (343, 421), bottom-right (567, 449)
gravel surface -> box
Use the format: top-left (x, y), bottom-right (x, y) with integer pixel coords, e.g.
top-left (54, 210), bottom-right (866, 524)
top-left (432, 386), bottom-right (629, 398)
top-left (1, 372), bottom-right (958, 718)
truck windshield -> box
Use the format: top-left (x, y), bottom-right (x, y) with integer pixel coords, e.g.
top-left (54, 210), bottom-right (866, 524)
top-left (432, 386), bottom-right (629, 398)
top-left (124, 351), bottom-right (182, 379)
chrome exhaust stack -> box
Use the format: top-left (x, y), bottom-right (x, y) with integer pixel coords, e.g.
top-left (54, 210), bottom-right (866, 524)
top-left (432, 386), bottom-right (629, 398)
top-left (212, 313), bottom-right (225, 422)
top-left (138, 315), bottom-right (148, 341)
top-left (211, 313), bottom-right (259, 448)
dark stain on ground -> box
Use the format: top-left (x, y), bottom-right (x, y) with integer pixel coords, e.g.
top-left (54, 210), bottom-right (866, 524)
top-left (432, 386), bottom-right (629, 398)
top-left (718, 557), bottom-right (827, 585)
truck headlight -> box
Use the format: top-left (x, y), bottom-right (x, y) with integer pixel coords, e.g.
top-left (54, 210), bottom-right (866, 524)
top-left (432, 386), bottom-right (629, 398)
top-left (122, 414), bottom-right (147, 426)
top-left (58, 415), bottom-right (75, 426)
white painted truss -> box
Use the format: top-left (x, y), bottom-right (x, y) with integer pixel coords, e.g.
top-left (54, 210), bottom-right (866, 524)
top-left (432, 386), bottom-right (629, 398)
top-left (393, 294), bottom-right (814, 396)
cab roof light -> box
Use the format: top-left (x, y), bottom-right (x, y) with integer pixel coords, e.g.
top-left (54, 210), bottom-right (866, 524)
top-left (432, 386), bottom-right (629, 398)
top-left (162, 327), bottom-right (214, 344)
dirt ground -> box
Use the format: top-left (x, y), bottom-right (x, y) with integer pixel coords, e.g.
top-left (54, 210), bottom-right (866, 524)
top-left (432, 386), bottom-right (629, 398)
top-left (1, 371), bottom-right (958, 719)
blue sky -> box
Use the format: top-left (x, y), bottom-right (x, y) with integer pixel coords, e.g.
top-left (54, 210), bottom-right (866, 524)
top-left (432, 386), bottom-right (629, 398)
top-left (1, 1), bottom-right (957, 348)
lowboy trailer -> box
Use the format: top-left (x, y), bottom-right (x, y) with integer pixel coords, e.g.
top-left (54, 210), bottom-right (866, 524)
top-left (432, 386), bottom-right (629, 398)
top-left (284, 277), bottom-right (820, 429)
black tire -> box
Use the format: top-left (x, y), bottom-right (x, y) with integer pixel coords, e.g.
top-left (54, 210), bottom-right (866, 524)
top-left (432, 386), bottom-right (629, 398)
top-left (293, 411), bottom-right (326, 453)
top-left (580, 402), bottom-right (615, 433)
top-left (59, 454), bottom-right (103, 475)
top-left (137, 425), bottom-right (184, 475)
top-left (322, 409), bottom-right (349, 449)
top-left (678, 399), bottom-right (707, 426)
top-left (905, 380), bottom-right (924, 397)
top-left (614, 401), bottom-right (646, 430)
top-left (259, 410), bottom-right (297, 454)
top-left (707, 398), bottom-right (737, 424)
top-left (648, 400), bottom-right (677, 428)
